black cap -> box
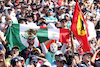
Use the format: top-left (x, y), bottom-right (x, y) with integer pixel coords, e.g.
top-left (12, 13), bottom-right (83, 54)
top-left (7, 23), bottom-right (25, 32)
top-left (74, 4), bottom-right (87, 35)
top-left (11, 57), bottom-right (20, 67)
top-left (44, 6), bottom-right (49, 8)
top-left (19, 1), bottom-right (24, 3)
top-left (40, 21), bottom-right (47, 25)
top-left (19, 17), bottom-right (27, 21)
top-left (60, 19), bottom-right (67, 23)
top-left (31, 3), bottom-right (36, 5)
top-left (27, 15), bottom-right (33, 18)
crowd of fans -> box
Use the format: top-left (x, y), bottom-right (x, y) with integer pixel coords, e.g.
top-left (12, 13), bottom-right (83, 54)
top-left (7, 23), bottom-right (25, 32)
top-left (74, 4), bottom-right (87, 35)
top-left (0, 0), bottom-right (100, 67)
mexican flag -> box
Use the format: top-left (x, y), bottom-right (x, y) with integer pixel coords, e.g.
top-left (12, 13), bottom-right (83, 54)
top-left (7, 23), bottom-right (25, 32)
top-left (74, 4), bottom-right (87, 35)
top-left (37, 29), bottom-right (69, 43)
top-left (6, 23), bottom-right (46, 52)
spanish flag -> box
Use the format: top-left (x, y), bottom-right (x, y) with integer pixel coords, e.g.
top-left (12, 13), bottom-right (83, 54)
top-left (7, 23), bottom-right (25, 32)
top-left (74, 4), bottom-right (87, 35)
top-left (71, 0), bottom-right (90, 52)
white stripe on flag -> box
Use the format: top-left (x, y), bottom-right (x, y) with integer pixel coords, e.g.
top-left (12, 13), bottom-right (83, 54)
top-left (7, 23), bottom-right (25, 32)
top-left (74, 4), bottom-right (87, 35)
top-left (48, 29), bottom-right (60, 41)
top-left (20, 24), bottom-right (40, 47)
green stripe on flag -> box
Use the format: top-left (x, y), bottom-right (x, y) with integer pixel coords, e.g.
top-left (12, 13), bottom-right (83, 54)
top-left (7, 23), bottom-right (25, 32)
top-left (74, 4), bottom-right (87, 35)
top-left (6, 23), bottom-right (26, 52)
top-left (37, 29), bottom-right (49, 43)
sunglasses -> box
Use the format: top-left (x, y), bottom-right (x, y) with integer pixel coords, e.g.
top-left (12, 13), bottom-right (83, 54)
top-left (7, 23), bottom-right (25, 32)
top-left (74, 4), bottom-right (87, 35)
top-left (12, 49), bottom-right (19, 51)
top-left (61, 20), bottom-right (67, 23)
top-left (66, 51), bottom-right (72, 54)
top-left (28, 38), bottom-right (34, 40)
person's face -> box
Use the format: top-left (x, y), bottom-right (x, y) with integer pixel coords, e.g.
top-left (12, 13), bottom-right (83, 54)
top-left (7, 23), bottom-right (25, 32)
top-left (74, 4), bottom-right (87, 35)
top-left (65, 15), bottom-right (70, 20)
top-left (61, 20), bottom-right (67, 27)
top-left (83, 54), bottom-right (92, 62)
top-left (55, 54), bottom-right (63, 61)
top-left (40, 23), bottom-right (47, 27)
top-left (27, 36), bottom-right (35, 45)
top-left (50, 43), bottom-right (58, 53)
top-left (65, 50), bottom-right (72, 57)
top-left (86, 15), bottom-right (91, 20)
top-left (5, 15), bottom-right (11, 22)
top-left (44, 8), bottom-right (49, 12)
top-left (11, 48), bottom-right (19, 56)
top-left (61, 8), bottom-right (66, 13)
top-left (0, 52), bottom-right (3, 62)
top-left (57, 60), bottom-right (65, 67)
top-left (20, 21), bottom-right (26, 24)
top-left (8, 10), bottom-right (12, 14)
top-left (14, 61), bottom-right (22, 67)
top-left (27, 17), bottom-right (33, 22)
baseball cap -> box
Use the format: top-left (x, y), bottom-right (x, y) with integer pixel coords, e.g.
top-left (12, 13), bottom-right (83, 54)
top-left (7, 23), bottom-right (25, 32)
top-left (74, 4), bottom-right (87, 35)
top-left (11, 57), bottom-right (20, 67)
top-left (42, 62), bottom-right (51, 67)
top-left (65, 13), bottom-right (70, 17)
top-left (59, 6), bottom-right (66, 10)
top-left (31, 3), bottom-right (36, 6)
top-left (83, 52), bottom-right (93, 57)
top-left (57, 56), bottom-right (66, 63)
top-left (19, 17), bottom-right (27, 22)
top-left (48, 9), bottom-right (53, 12)
top-left (29, 55), bottom-right (38, 64)
top-left (39, 21), bottom-right (47, 26)
top-left (12, 46), bottom-right (19, 50)
top-left (55, 50), bottom-right (63, 56)
top-left (60, 19), bottom-right (67, 23)
top-left (44, 6), bottom-right (49, 8)
top-left (27, 15), bottom-right (33, 18)
top-left (97, 34), bottom-right (100, 39)
top-left (32, 48), bottom-right (41, 56)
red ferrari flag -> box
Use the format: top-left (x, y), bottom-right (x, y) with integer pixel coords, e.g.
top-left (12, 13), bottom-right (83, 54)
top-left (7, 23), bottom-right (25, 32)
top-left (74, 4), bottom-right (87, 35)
top-left (71, 0), bottom-right (90, 52)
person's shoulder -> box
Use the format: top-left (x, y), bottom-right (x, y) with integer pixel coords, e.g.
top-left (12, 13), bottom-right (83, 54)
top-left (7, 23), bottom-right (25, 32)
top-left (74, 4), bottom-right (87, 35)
top-left (21, 47), bottom-right (28, 52)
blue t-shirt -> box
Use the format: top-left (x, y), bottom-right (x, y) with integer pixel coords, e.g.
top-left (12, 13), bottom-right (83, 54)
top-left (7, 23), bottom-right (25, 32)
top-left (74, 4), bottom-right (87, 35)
top-left (45, 51), bottom-right (55, 63)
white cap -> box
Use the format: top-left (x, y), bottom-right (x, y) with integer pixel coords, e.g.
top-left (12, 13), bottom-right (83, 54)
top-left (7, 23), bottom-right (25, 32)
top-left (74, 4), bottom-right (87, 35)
top-left (59, 6), bottom-right (66, 10)
top-left (47, 23), bottom-right (57, 29)
top-left (42, 62), bottom-right (51, 67)
top-left (55, 50), bottom-right (63, 56)
top-left (64, 49), bottom-right (72, 54)
top-left (65, 13), bottom-right (70, 17)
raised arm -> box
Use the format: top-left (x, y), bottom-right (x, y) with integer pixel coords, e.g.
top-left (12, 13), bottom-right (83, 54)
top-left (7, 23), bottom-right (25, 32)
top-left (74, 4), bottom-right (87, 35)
top-left (91, 49), bottom-right (100, 64)
top-left (41, 43), bottom-right (48, 55)
top-left (61, 43), bottom-right (68, 53)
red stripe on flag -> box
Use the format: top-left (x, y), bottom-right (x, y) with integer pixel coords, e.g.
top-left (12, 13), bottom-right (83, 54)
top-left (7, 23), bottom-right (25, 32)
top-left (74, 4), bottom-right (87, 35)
top-left (46, 40), bottom-right (56, 49)
top-left (59, 29), bottom-right (69, 43)
top-left (40, 27), bottom-right (47, 29)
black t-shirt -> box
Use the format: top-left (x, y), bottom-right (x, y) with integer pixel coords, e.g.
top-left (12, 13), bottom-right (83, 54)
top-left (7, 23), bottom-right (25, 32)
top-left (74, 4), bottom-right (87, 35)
top-left (94, 59), bottom-right (100, 67)
top-left (92, 59), bottom-right (100, 67)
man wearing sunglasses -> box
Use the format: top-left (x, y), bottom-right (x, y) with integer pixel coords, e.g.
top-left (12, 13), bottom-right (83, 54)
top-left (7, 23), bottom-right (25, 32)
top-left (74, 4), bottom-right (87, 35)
top-left (20, 35), bottom-right (38, 60)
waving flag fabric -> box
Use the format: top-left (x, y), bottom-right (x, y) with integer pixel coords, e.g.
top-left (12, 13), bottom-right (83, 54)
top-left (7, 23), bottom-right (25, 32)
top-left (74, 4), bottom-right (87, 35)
top-left (71, 0), bottom-right (90, 52)
top-left (37, 29), bottom-right (69, 43)
top-left (6, 23), bottom-right (46, 51)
